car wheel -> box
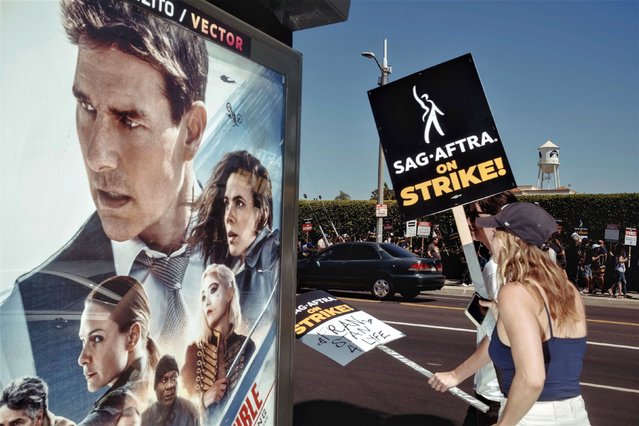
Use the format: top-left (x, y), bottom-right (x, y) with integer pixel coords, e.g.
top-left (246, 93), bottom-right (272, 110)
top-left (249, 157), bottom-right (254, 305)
top-left (371, 278), bottom-right (394, 300)
top-left (400, 288), bottom-right (420, 299)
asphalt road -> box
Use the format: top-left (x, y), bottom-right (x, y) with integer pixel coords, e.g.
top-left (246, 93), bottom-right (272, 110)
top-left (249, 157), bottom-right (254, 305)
top-left (292, 287), bottom-right (639, 426)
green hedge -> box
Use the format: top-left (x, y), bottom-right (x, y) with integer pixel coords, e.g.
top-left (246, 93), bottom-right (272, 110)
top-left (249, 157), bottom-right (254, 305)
top-left (298, 193), bottom-right (639, 246)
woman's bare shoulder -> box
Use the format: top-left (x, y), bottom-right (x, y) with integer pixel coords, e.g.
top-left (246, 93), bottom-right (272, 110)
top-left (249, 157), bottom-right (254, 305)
top-left (497, 282), bottom-right (541, 314)
top-left (497, 282), bottom-right (532, 301)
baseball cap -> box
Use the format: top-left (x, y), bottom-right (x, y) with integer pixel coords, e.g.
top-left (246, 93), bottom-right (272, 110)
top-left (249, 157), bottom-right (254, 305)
top-left (475, 202), bottom-right (557, 248)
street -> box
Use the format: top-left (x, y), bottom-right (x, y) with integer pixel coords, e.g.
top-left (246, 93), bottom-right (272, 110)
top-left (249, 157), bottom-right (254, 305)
top-left (293, 288), bottom-right (639, 425)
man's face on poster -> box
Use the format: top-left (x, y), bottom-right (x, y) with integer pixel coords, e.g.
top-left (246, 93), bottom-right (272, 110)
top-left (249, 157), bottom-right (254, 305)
top-left (155, 371), bottom-right (179, 407)
top-left (72, 42), bottom-right (192, 244)
top-left (0, 405), bottom-right (42, 426)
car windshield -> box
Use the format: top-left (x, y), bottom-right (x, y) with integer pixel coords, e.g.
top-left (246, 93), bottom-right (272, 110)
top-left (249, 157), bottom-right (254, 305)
top-left (381, 243), bottom-right (418, 258)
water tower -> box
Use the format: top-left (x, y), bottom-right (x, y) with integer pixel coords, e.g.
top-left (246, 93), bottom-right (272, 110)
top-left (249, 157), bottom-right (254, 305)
top-left (537, 140), bottom-right (560, 189)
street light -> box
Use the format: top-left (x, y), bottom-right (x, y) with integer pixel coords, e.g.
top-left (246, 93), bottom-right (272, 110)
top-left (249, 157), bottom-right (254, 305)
top-left (362, 39), bottom-right (392, 243)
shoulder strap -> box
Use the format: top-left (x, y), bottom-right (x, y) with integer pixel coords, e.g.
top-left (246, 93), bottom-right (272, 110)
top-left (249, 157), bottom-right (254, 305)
top-left (543, 303), bottom-right (554, 339)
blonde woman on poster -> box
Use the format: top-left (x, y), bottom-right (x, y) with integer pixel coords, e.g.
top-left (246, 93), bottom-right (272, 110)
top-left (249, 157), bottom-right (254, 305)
top-left (181, 264), bottom-right (255, 413)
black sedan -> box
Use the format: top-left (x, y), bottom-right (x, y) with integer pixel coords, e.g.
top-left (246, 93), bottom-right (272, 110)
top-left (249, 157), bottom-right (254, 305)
top-left (297, 242), bottom-right (445, 300)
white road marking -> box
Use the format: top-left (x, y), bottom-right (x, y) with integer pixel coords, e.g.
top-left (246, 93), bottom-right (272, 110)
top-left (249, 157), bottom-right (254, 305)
top-left (385, 321), bottom-right (639, 350)
top-left (386, 320), bottom-right (476, 334)
top-left (580, 382), bottom-right (639, 394)
top-left (586, 341), bottom-right (639, 351)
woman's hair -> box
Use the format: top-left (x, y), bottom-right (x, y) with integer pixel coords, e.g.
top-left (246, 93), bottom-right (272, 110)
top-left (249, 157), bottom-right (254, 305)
top-left (86, 276), bottom-right (160, 369)
top-left (190, 150), bottom-right (273, 264)
top-left (493, 231), bottom-right (580, 327)
top-left (199, 264), bottom-right (242, 342)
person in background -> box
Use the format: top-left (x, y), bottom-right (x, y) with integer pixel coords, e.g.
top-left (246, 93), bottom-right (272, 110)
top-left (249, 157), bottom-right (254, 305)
top-left (565, 233), bottom-right (582, 288)
top-left (141, 355), bottom-right (199, 426)
top-left (430, 190), bottom-right (516, 426)
top-left (78, 276), bottom-right (160, 425)
top-left (609, 245), bottom-right (629, 298)
top-left (548, 232), bottom-right (566, 270)
top-left (427, 237), bottom-right (442, 260)
top-left (591, 240), bottom-right (608, 294)
top-left (579, 239), bottom-right (594, 294)
top-left (0, 377), bottom-right (74, 426)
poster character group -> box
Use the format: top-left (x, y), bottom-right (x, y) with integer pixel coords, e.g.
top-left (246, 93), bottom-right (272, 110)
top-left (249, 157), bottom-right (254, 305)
top-left (0, 0), bottom-right (287, 425)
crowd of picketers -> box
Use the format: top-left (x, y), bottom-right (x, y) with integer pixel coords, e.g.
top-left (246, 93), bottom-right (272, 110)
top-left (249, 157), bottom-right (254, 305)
top-left (561, 232), bottom-right (630, 298)
top-left (298, 221), bottom-right (632, 298)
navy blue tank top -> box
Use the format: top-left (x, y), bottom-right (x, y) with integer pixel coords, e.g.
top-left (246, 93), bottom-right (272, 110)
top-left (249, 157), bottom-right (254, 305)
top-left (488, 304), bottom-right (586, 401)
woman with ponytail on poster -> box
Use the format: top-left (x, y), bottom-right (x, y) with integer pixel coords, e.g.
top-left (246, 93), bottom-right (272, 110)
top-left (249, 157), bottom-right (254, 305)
top-left (78, 276), bottom-right (160, 425)
top-left (190, 150), bottom-right (280, 325)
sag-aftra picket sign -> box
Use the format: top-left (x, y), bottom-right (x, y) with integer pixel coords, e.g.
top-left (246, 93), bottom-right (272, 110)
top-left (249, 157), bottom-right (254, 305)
top-left (368, 53), bottom-right (517, 220)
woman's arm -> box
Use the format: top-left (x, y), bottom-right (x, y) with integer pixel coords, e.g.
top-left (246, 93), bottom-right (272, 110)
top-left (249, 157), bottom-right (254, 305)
top-left (429, 336), bottom-right (492, 392)
top-left (495, 284), bottom-right (546, 426)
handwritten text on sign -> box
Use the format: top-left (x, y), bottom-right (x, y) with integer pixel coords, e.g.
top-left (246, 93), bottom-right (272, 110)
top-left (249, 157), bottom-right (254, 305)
top-left (295, 290), bottom-right (404, 365)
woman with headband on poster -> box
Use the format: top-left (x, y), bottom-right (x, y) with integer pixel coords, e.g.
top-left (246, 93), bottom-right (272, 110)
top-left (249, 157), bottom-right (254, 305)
top-left (77, 276), bottom-right (160, 425)
top-left (190, 150), bottom-right (280, 326)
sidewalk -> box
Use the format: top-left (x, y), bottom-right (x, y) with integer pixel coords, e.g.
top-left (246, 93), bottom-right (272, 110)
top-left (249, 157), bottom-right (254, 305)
top-left (437, 280), bottom-right (639, 310)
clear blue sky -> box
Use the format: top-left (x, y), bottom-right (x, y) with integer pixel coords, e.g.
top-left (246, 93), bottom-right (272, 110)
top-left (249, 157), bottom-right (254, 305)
top-left (293, 0), bottom-right (639, 201)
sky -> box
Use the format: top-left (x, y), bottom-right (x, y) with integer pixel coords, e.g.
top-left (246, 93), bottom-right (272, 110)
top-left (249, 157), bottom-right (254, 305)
top-left (293, 0), bottom-right (639, 201)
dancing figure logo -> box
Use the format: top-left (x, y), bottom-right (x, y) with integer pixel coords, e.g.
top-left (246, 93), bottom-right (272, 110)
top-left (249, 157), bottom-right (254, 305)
top-left (413, 85), bottom-right (445, 144)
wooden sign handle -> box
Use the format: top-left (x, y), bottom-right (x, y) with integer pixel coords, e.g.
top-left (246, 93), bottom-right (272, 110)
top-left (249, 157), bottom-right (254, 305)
top-left (452, 205), bottom-right (484, 288)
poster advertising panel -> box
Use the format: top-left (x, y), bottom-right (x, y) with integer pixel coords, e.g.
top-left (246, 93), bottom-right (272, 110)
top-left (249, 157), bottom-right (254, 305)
top-left (0, 0), bottom-right (300, 425)
top-left (367, 54), bottom-right (516, 220)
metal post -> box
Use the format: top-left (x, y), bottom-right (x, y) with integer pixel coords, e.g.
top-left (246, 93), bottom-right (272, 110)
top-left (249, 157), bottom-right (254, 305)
top-left (362, 39), bottom-right (392, 243)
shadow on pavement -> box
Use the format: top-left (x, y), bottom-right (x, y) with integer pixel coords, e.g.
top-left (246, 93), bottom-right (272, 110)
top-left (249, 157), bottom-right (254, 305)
top-left (293, 400), bottom-right (455, 426)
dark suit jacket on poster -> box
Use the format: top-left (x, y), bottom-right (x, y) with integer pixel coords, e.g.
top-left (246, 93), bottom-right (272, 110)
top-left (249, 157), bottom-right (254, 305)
top-left (0, 213), bottom-right (116, 421)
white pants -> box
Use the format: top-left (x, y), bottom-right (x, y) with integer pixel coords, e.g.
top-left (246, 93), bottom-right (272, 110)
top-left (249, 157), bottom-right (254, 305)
top-left (499, 395), bottom-right (590, 425)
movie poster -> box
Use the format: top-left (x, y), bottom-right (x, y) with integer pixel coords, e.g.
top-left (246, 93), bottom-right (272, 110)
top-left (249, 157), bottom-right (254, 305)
top-left (0, 1), bottom-right (294, 424)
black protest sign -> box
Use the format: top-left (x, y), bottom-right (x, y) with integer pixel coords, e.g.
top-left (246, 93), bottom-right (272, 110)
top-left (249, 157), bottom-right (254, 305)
top-left (295, 290), bottom-right (356, 338)
top-left (368, 53), bottom-right (516, 220)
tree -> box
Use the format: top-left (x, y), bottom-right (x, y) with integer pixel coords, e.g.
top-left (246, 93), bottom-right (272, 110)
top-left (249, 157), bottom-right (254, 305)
top-left (370, 182), bottom-right (395, 201)
top-left (335, 190), bottom-right (351, 201)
